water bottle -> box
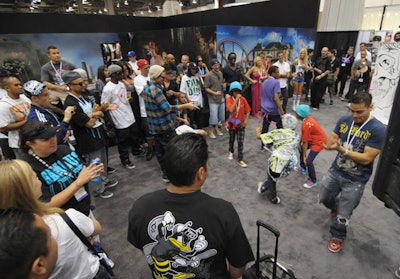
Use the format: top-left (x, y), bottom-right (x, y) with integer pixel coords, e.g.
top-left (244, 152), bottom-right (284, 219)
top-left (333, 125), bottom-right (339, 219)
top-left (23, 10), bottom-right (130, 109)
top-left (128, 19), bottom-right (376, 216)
top-left (90, 159), bottom-right (100, 183)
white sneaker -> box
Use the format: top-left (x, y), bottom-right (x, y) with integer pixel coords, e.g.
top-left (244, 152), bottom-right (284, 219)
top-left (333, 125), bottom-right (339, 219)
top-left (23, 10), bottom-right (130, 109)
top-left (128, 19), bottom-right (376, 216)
top-left (228, 152), bottom-right (234, 160)
top-left (257, 182), bottom-right (266, 194)
top-left (209, 131), bottom-right (216, 139)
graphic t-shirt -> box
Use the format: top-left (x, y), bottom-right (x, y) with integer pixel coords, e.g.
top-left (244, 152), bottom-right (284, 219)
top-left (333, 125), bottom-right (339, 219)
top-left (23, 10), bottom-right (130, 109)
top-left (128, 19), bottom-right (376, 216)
top-left (225, 96), bottom-right (250, 130)
top-left (332, 115), bottom-right (385, 182)
top-left (23, 145), bottom-right (91, 216)
top-left (180, 75), bottom-right (203, 107)
top-left (0, 94), bottom-right (31, 148)
top-left (128, 189), bottom-right (254, 279)
top-left (301, 116), bottom-right (327, 152)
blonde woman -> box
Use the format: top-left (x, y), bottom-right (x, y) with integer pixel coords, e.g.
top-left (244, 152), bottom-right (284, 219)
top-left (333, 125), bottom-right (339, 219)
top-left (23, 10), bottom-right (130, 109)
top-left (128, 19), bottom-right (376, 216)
top-left (0, 160), bottom-right (110, 279)
top-left (245, 56), bottom-right (268, 116)
top-left (291, 49), bottom-right (309, 110)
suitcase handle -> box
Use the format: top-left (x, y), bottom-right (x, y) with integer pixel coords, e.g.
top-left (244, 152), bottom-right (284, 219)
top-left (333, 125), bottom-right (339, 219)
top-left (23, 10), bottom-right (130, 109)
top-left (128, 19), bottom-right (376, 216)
top-left (256, 220), bottom-right (280, 237)
top-left (256, 220), bottom-right (280, 279)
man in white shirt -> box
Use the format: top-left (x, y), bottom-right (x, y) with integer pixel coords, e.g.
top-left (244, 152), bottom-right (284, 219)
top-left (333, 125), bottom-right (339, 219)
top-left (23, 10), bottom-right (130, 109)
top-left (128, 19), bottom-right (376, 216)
top-left (127, 51), bottom-right (138, 73)
top-left (134, 59), bottom-right (153, 160)
top-left (355, 42), bottom-right (372, 62)
top-left (273, 51), bottom-right (291, 113)
top-left (102, 64), bottom-right (141, 169)
top-left (0, 75), bottom-right (31, 158)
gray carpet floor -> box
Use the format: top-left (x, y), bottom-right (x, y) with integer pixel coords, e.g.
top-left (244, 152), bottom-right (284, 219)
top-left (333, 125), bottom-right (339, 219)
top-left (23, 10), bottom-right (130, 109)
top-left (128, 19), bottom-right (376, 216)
top-left (94, 93), bottom-right (400, 279)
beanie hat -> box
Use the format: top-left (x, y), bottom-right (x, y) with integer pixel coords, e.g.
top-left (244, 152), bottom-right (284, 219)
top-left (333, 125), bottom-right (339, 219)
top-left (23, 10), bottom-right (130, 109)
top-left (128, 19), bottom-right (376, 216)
top-left (108, 64), bottom-right (122, 76)
top-left (210, 58), bottom-right (220, 67)
top-left (137, 59), bottom-right (149, 68)
top-left (73, 68), bottom-right (88, 78)
top-left (281, 114), bottom-right (298, 130)
top-left (295, 104), bottom-right (310, 118)
top-left (61, 71), bottom-right (81, 84)
top-left (149, 65), bottom-right (165, 80)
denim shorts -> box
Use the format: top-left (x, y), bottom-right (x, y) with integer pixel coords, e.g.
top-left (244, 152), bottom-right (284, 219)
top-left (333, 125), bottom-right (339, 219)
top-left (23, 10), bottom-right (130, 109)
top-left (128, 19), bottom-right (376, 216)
top-left (209, 103), bottom-right (225, 125)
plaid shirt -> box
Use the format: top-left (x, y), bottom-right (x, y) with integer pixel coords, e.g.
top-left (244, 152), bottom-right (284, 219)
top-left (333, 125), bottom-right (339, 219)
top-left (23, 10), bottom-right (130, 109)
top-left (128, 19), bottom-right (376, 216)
top-left (142, 81), bottom-right (178, 135)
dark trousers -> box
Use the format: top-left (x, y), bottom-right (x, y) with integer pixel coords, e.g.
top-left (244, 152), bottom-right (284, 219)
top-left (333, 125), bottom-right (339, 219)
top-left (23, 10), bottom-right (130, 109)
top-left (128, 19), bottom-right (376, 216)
top-left (261, 170), bottom-right (280, 200)
top-left (116, 122), bottom-right (141, 163)
top-left (336, 74), bottom-right (348, 96)
top-left (261, 113), bottom-right (282, 134)
top-left (280, 86), bottom-right (288, 113)
top-left (154, 130), bottom-right (176, 174)
top-left (228, 128), bottom-right (245, 161)
top-left (299, 149), bottom-right (319, 182)
top-left (311, 79), bottom-right (327, 109)
top-left (0, 138), bottom-right (16, 160)
top-left (345, 80), bottom-right (367, 100)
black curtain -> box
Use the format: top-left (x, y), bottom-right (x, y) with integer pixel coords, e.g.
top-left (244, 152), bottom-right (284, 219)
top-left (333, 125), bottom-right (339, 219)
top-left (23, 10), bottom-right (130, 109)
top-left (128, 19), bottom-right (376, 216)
top-left (314, 31), bottom-right (358, 58)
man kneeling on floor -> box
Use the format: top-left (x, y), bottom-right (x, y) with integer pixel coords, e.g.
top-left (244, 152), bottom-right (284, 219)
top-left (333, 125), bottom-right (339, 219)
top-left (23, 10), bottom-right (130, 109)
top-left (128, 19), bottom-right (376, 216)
top-left (127, 133), bottom-right (254, 278)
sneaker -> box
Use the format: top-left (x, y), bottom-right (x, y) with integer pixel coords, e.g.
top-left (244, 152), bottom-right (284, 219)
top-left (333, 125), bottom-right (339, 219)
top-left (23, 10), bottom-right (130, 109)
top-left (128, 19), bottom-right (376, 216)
top-left (237, 160), bottom-right (247, 168)
top-left (228, 152), bottom-right (234, 160)
top-left (105, 180), bottom-right (118, 189)
top-left (98, 190), bottom-right (113, 199)
top-left (328, 238), bottom-right (343, 253)
top-left (303, 180), bottom-right (317, 188)
top-left (122, 160), bottom-right (136, 169)
top-left (209, 131), bottom-right (216, 139)
top-left (162, 174), bottom-right (170, 183)
top-left (257, 182), bottom-right (267, 194)
top-left (341, 97), bottom-right (349, 102)
top-left (216, 130), bottom-right (223, 136)
top-left (295, 166), bottom-right (307, 174)
top-left (270, 196), bottom-right (281, 204)
top-left (395, 267), bottom-right (400, 279)
top-left (312, 107), bottom-right (319, 111)
top-left (107, 166), bottom-right (116, 174)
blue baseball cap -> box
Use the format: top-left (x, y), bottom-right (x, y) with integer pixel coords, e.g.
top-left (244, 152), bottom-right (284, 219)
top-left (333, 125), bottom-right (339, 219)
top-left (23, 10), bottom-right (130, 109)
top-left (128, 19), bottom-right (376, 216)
top-left (127, 51), bottom-right (136, 57)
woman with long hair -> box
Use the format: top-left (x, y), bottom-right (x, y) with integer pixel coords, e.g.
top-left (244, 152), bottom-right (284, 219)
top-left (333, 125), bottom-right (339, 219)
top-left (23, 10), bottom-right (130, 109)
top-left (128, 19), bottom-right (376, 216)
top-left (291, 48), bottom-right (309, 110)
top-left (245, 56), bottom-right (267, 117)
top-left (0, 159), bottom-right (110, 279)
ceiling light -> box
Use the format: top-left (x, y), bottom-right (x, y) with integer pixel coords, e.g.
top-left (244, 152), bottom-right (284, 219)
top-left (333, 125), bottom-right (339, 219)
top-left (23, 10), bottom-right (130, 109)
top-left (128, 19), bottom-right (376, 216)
top-left (82, 0), bottom-right (89, 4)
top-left (156, 6), bottom-right (161, 10)
top-left (179, 1), bottom-right (183, 6)
top-left (192, 0), bottom-right (197, 4)
top-left (140, 10), bottom-right (144, 14)
top-left (98, 9), bottom-right (102, 14)
top-left (148, 7), bottom-right (152, 13)
top-left (124, 0), bottom-right (129, 5)
top-left (104, 8), bottom-right (108, 12)
top-left (116, 2), bottom-right (120, 8)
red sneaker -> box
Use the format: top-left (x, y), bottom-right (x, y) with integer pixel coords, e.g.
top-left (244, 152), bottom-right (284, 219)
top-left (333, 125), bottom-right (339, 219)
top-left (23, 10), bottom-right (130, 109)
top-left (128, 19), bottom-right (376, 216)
top-left (328, 238), bottom-right (343, 253)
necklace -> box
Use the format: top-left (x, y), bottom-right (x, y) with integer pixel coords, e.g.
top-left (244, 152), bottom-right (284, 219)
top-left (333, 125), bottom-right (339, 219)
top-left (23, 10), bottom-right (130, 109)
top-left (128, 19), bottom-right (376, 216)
top-left (29, 149), bottom-right (75, 178)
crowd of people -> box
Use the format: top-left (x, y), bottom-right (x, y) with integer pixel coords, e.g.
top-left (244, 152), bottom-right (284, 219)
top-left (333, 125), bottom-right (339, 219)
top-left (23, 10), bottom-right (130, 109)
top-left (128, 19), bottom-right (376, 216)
top-left (0, 41), bottom-right (393, 278)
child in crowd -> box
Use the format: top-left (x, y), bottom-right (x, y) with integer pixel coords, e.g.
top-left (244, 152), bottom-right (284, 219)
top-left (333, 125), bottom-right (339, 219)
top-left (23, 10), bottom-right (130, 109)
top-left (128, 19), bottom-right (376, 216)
top-left (294, 104), bottom-right (327, 188)
top-left (257, 114), bottom-right (299, 204)
top-left (176, 94), bottom-right (189, 126)
top-left (226, 81), bottom-right (251, 168)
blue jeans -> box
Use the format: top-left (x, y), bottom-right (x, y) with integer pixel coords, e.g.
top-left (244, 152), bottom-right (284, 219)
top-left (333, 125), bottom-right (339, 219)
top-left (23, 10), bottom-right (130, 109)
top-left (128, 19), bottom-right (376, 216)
top-left (94, 264), bottom-right (111, 279)
top-left (209, 103), bottom-right (225, 125)
top-left (299, 149), bottom-right (319, 182)
top-left (319, 168), bottom-right (366, 241)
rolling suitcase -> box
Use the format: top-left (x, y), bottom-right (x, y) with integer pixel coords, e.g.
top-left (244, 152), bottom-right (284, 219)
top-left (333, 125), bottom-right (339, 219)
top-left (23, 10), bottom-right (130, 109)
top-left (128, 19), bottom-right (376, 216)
top-left (243, 220), bottom-right (296, 279)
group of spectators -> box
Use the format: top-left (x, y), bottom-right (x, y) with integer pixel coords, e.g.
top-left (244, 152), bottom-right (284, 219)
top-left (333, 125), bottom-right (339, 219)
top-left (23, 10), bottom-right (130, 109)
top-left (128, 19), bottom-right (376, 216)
top-left (0, 41), bottom-right (393, 278)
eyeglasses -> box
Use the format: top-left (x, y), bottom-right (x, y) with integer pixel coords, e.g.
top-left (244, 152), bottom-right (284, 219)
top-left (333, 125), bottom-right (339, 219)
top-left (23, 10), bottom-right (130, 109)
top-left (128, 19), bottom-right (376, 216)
top-left (70, 82), bottom-right (84, 87)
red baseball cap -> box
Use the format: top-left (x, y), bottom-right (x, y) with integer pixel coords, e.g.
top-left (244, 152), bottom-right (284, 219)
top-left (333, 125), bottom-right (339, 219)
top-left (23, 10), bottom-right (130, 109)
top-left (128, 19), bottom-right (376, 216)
top-left (137, 59), bottom-right (149, 68)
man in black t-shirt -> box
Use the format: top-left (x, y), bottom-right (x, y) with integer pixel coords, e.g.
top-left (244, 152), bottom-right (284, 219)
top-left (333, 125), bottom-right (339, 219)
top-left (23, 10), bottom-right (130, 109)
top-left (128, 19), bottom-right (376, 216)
top-left (128, 133), bottom-right (254, 279)
top-left (310, 47), bottom-right (332, 110)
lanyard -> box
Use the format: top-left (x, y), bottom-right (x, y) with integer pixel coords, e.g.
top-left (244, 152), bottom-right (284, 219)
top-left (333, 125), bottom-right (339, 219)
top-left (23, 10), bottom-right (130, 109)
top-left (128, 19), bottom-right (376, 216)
top-left (345, 115), bottom-right (372, 151)
top-left (50, 61), bottom-right (64, 83)
top-left (68, 93), bottom-right (92, 114)
top-left (232, 96), bottom-right (240, 118)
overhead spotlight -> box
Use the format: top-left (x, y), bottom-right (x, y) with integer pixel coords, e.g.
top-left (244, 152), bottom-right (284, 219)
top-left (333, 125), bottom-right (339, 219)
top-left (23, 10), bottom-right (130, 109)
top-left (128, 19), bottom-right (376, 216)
top-left (132, 11), bottom-right (136, 16)
top-left (192, 0), bottom-right (197, 4)
top-left (179, 1), bottom-right (183, 6)
top-left (82, 0), bottom-right (89, 4)
top-left (98, 9), bottom-right (102, 14)
top-left (116, 2), bottom-right (120, 8)
top-left (104, 8), bottom-right (108, 12)
top-left (140, 10), bottom-right (144, 14)
top-left (73, 3), bottom-right (77, 7)
top-left (148, 7), bottom-right (152, 13)
top-left (156, 6), bottom-right (161, 10)
top-left (124, 0), bottom-right (129, 5)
